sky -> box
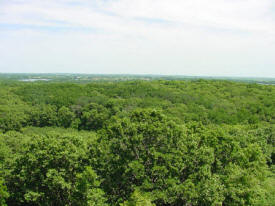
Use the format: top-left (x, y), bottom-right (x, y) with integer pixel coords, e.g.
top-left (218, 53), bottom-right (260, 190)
top-left (0, 0), bottom-right (275, 77)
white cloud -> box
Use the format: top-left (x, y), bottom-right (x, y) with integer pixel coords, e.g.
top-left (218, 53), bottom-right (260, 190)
top-left (0, 0), bottom-right (274, 76)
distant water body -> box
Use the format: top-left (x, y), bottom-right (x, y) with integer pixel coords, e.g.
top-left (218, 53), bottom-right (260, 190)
top-left (20, 79), bottom-right (51, 82)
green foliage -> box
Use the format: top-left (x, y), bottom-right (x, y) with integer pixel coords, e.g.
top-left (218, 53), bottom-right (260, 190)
top-left (0, 80), bottom-right (274, 205)
top-left (57, 106), bottom-right (76, 128)
top-left (97, 110), bottom-right (270, 205)
top-left (0, 89), bottom-right (31, 132)
top-left (254, 173), bottom-right (275, 206)
top-left (7, 130), bottom-right (105, 206)
top-left (29, 104), bottom-right (58, 127)
top-left (98, 109), bottom-right (186, 204)
top-left (8, 80), bottom-right (275, 127)
top-left (73, 166), bottom-right (108, 206)
top-left (0, 178), bottom-right (9, 206)
top-left (120, 190), bottom-right (155, 206)
top-left (80, 103), bottom-right (110, 130)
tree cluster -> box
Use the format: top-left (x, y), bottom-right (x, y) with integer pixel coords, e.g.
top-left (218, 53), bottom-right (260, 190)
top-left (0, 80), bottom-right (274, 205)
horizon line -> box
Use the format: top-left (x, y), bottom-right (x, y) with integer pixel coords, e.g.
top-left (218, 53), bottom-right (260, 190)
top-left (1, 72), bottom-right (275, 79)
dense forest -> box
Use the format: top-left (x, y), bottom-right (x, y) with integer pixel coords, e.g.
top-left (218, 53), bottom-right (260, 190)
top-left (0, 79), bottom-right (274, 205)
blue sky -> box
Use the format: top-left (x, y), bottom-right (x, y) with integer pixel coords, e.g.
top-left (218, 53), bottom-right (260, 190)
top-left (0, 0), bottom-right (275, 77)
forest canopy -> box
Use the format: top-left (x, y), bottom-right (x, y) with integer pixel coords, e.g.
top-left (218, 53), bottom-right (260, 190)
top-left (0, 79), bottom-right (274, 206)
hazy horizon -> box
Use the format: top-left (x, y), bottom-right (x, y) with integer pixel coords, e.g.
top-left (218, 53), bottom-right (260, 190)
top-left (2, 72), bottom-right (275, 80)
top-left (1, 0), bottom-right (275, 77)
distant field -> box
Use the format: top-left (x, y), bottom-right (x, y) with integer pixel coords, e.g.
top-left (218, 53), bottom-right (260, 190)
top-left (1, 73), bottom-right (275, 84)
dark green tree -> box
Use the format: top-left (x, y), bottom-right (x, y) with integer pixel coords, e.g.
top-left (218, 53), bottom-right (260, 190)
top-left (0, 178), bottom-right (9, 206)
top-left (7, 132), bottom-right (107, 206)
top-left (98, 109), bottom-right (186, 205)
top-left (57, 106), bottom-right (76, 128)
top-left (80, 103), bottom-right (110, 130)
